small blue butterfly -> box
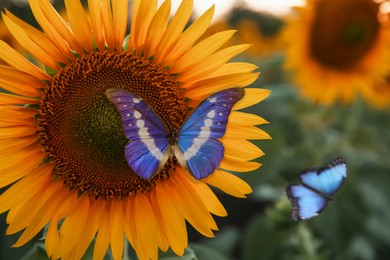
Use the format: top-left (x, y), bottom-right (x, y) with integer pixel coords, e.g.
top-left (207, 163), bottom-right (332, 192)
top-left (286, 157), bottom-right (347, 221)
top-left (106, 87), bottom-right (244, 180)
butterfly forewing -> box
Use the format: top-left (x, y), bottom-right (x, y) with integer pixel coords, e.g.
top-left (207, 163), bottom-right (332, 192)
top-left (106, 88), bottom-right (168, 140)
top-left (299, 157), bottom-right (347, 197)
top-left (179, 88), bottom-right (245, 139)
top-left (175, 88), bottom-right (245, 179)
top-left (106, 88), bottom-right (170, 179)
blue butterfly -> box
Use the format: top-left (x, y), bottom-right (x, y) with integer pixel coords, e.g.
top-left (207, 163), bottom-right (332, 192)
top-left (286, 157), bottom-right (347, 221)
top-left (106, 87), bottom-right (244, 180)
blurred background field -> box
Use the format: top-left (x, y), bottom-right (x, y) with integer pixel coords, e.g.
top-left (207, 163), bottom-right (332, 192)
top-left (1, 0), bottom-right (390, 259)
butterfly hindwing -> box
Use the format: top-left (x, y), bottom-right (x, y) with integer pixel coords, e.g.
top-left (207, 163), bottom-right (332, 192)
top-left (286, 184), bottom-right (329, 221)
top-left (286, 157), bottom-right (347, 221)
top-left (175, 88), bottom-right (245, 179)
top-left (175, 138), bottom-right (224, 180)
top-left (106, 88), bottom-right (170, 179)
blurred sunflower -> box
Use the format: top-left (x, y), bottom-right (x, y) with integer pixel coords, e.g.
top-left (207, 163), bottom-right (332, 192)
top-left (0, 0), bottom-right (270, 259)
top-left (203, 8), bottom-right (285, 57)
top-left (230, 7), bottom-right (285, 57)
top-left (284, 0), bottom-right (390, 106)
top-left (365, 75), bottom-right (390, 107)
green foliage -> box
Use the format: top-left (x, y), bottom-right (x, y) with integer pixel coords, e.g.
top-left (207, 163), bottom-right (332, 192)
top-left (240, 53), bottom-right (390, 260)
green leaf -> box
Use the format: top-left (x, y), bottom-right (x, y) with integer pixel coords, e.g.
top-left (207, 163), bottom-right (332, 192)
top-left (20, 243), bottom-right (49, 260)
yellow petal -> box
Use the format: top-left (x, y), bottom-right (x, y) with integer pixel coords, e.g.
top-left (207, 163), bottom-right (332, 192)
top-left (224, 124), bottom-right (271, 140)
top-left (0, 125), bottom-right (37, 139)
top-left (192, 181), bottom-right (227, 217)
top-left (28, 0), bottom-right (74, 58)
top-left (101, 0), bottom-right (115, 49)
top-left (64, 0), bottom-right (93, 52)
top-left (144, 0), bottom-right (171, 57)
top-left (223, 138), bottom-right (264, 161)
top-left (206, 170), bottom-right (252, 198)
top-left (155, 0), bottom-right (193, 62)
top-left (219, 157), bottom-right (261, 172)
top-left (0, 109), bottom-right (36, 127)
top-left (207, 62), bottom-right (259, 78)
top-left (123, 199), bottom-right (135, 247)
top-left (4, 10), bottom-right (68, 64)
top-left (129, 0), bottom-right (157, 52)
top-left (170, 30), bottom-right (236, 72)
top-left (34, 0), bottom-right (83, 54)
top-left (47, 190), bottom-right (79, 258)
top-left (110, 198), bottom-right (125, 260)
top-left (0, 136), bottom-right (37, 151)
top-left (55, 195), bottom-right (90, 256)
top-left (234, 88), bottom-right (271, 110)
top-left (0, 65), bottom-right (45, 89)
top-left (177, 44), bottom-right (251, 83)
top-left (0, 151), bottom-right (45, 188)
top-left (164, 5), bottom-right (214, 65)
top-left (0, 41), bottom-right (50, 80)
top-left (0, 79), bottom-right (40, 98)
top-left (185, 73), bottom-right (259, 100)
top-left (0, 142), bottom-right (40, 168)
top-left (45, 216), bottom-right (61, 258)
top-left (13, 183), bottom-right (69, 247)
top-left (152, 181), bottom-right (187, 256)
top-left (88, 0), bottom-right (105, 50)
top-left (229, 111), bottom-right (269, 125)
top-left (0, 163), bottom-right (52, 214)
top-left (66, 200), bottom-right (104, 260)
top-left (0, 93), bottom-right (39, 105)
top-left (112, 0), bottom-right (129, 51)
top-left (132, 193), bottom-right (158, 260)
top-left (93, 200), bottom-right (111, 260)
top-left (171, 172), bottom-right (217, 237)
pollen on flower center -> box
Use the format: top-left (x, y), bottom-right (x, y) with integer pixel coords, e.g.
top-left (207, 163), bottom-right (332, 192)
top-left (309, 0), bottom-right (380, 70)
top-left (38, 51), bottom-right (186, 199)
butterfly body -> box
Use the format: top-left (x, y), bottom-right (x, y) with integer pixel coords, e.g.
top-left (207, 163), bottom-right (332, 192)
top-left (106, 88), bottom-right (244, 180)
top-left (286, 157), bottom-right (347, 221)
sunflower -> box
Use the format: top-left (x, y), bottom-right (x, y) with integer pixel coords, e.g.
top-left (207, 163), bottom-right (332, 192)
top-left (0, 0), bottom-right (270, 259)
top-left (283, 0), bottom-right (390, 106)
top-left (364, 75), bottom-right (390, 107)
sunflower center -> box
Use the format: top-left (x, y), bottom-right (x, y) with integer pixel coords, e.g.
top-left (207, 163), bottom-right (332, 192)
top-left (309, 0), bottom-right (380, 70)
top-left (38, 51), bottom-right (186, 199)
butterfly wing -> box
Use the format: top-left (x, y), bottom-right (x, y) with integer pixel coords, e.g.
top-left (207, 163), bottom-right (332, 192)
top-left (286, 184), bottom-right (329, 221)
top-left (175, 88), bottom-right (245, 180)
top-left (106, 88), bottom-right (170, 179)
top-left (299, 157), bottom-right (347, 197)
